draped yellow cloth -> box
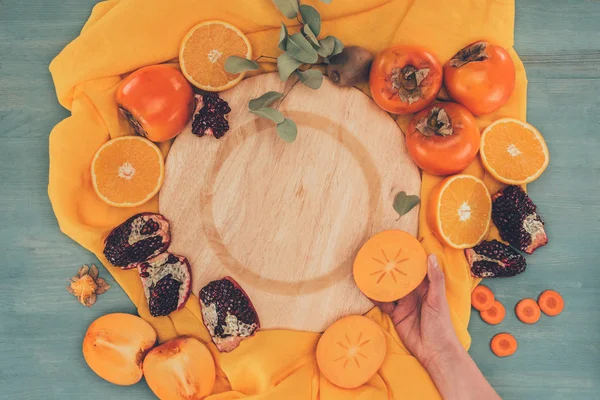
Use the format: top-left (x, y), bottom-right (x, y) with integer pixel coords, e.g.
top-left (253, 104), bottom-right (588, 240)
top-left (49, 0), bottom-right (526, 397)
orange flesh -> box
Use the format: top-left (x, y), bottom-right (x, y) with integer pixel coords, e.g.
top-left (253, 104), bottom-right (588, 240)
top-left (491, 333), bottom-right (517, 357)
top-left (353, 230), bottom-right (428, 302)
top-left (316, 315), bottom-right (387, 389)
top-left (429, 175), bottom-right (492, 249)
top-left (91, 137), bottom-right (164, 207)
top-left (516, 298), bottom-right (541, 324)
top-left (471, 285), bottom-right (495, 311)
top-left (481, 119), bottom-right (549, 184)
top-left (538, 290), bottom-right (565, 316)
top-left (180, 21), bottom-right (251, 90)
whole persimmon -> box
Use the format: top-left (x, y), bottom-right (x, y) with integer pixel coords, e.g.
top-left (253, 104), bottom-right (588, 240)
top-left (443, 41), bottom-right (515, 116)
top-left (406, 102), bottom-right (480, 176)
top-left (116, 64), bottom-right (195, 142)
top-left (370, 45), bottom-right (442, 115)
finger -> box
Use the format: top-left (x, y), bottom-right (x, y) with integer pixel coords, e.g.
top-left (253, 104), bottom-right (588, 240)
top-left (426, 254), bottom-right (446, 304)
top-left (371, 300), bottom-right (396, 315)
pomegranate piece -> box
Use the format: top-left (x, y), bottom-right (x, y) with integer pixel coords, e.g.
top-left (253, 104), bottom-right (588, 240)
top-left (134, 252), bottom-right (192, 317)
top-left (191, 93), bottom-right (231, 139)
top-left (492, 186), bottom-right (548, 254)
top-left (465, 240), bottom-right (526, 278)
top-left (199, 277), bottom-right (260, 352)
top-left (103, 213), bottom-right (171, 268)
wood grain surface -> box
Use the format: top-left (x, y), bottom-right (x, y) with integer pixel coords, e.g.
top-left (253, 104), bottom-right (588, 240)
top-left (160, 74), bottom-right (420, 332)
top-left (1, 1), bottom-right (599, 399)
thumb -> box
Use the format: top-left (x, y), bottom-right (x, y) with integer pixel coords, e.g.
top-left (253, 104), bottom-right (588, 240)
top-left (426, 254), bottom-right (446, 305)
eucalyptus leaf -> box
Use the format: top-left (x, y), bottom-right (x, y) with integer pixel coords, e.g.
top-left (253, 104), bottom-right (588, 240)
top-left (250, 107), bottom-right (285, 124)
top-left (278, 23), bottom-right (289, 51)
top-left (317, 36), bottom-right (335, 58)
top-left (303, 25), bottom-right (320, 49)
top-left (249, 91), bottom-right (284, 111)
top-left (320, 0), bottom-right (333, 3)
top-left (272, 0), bottom-right (299, 19)
top-left (393, 191), bottom-right (420, 219)
top-left (224, 56), bottom-right (259, 74)
top-left (299, 5), bottom-right (321, 36)
top-left (331, 37), bottom-right (344, 57)
top-left (277, 53), bottom-right (303, 81)
top-left (296, 69), bottom-right (323, 90)
top-left (286, 33), bottom-right (318, 64)
top-left (277, 118), bottom-right (298, 143)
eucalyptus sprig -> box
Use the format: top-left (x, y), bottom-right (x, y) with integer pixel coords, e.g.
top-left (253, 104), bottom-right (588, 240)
top-left (225, 0), bottom-right (344, 143)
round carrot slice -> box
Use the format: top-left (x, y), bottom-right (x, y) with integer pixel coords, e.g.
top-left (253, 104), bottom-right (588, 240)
top-left (353, 231), bottom-right (428, 302)
top-left (516, 298), bottom-right (541, 324)
top-left (490, 333), bottom-right (517, 357)
top-left (316, 315), bottom-right (387, 389)
top-left (538, 290), bottom-right (564, 316)
top-left (480, 300), bottom-right (505, 325)
top-left (471, 285), bottom-right (495, 311)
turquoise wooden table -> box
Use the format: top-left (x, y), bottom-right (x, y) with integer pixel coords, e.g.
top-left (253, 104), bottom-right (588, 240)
top-left (1, 1), bottom-right (599, 399)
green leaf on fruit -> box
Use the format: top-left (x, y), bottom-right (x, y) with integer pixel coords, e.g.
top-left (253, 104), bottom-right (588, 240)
top-left (296, 69), bottom-right (323, 90)
top-left (250, 107), bottom-right (285, 124)
top-left (331, 37), bottom-right (344, 57)
top-left (317, 36), bottom-right (335, 58)
top-left (277, 118), bottom-right (298, 143)
top-left (299, 5), bottom-right (321, 36)
top-left (249, 92), bottom-right (284, 111)
top-left (272, 0), bottom-right (299, 19)
top-left (278, 23), bottom-right (289, 51)
top-left (286, 33), bottom-right (318, 64)
top-left (393, 191), bottom-right (420, 219)
top-left (303, 25), bottom-right (320, 49)
top-left (277, 53), bottom-right (304, 81)
top-left (224, 56), bottom-right (259, 74)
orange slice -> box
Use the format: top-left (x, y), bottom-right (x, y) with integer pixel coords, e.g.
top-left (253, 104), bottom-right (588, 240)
top-left (179, 21), bottom-right (252, 91)
top-left (316, 315), bottom-right (387, 389)
top-left (353, 230), bottom-right (428, 302)
top-left (428, 174), bottom-right (492, 249)
top-left (480, 118), bottom-right (549, 184)
top-left (91, 136), bottom-right (164, 207)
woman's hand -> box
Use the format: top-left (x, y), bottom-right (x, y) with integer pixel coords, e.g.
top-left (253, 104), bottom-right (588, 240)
top-left (374, 254), bottom-right (460, 369)
top-left (376, 254), bottom-right (501, 400)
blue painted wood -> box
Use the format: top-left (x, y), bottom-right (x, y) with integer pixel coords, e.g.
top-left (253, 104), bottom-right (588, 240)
top-left (0, 1), bottom-right (599, 399)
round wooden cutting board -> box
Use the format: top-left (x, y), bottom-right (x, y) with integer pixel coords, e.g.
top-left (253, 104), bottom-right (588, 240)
top-left (159, 73), bottom-right (421, 332)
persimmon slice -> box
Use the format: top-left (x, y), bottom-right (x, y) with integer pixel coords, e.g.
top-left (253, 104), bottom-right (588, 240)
top-left (316, 315), bottom-right (387, 389)
top-left (353, 230), bottom-right (428, 302)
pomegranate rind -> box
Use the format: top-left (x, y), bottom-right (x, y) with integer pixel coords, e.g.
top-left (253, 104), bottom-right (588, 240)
top-left (82, 313), bottom-right (157, 386)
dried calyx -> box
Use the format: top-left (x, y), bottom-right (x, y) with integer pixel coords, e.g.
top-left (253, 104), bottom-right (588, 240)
top-left (465, 240), bottom-right (526, 278)
top-left (390, 65), bottom-right (430, 105)
top-left (449, 41), bottom-right (490, 68)
top-left (135, 252), bottom-right (192, 317)
top-left (199, 277), bottom-right (260, 352)
top-left (103, 213), bottom-right (171, 268)
top-left (415, 107), bottom-right (453, 137)
top-left (191, 93), bottom-right (231, 139)
top-left (492, 185), bottom-right (548, 254)
top-left (67, 264), bottom-right (111, 307)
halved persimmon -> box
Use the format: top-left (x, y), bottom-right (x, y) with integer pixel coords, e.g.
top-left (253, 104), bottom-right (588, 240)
top-left (316, 315), bottom-right (387, 389)
top-left (353, 230), bottom-right (428, 302)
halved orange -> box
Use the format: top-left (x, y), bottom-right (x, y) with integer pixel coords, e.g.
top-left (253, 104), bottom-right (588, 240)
top-left (179, 21), bottom-right (252, 91)
top-left (480, 118), bottom-right (549, 184)
top-left (353, 230), bottom-right (428, 302)
top-left (91, 136), bottom-right (164, 207)
top-left (428, 174), bottom-right (492, 249)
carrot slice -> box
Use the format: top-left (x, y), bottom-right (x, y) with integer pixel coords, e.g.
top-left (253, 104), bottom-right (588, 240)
top-left (538, 290), bottom-right (564, 316)
top-left (515, 298), bottom-right (541, 324)
top-left (490, 333), bottom-right (517, 357)
top-left (480, 300), bottom-right (505, 325)
top-left (471, 285), bottom-right (495, 311)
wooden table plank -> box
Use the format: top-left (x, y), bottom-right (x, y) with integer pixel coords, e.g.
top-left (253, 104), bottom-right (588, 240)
top-left (0, 1), bottom-right (598, 399)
